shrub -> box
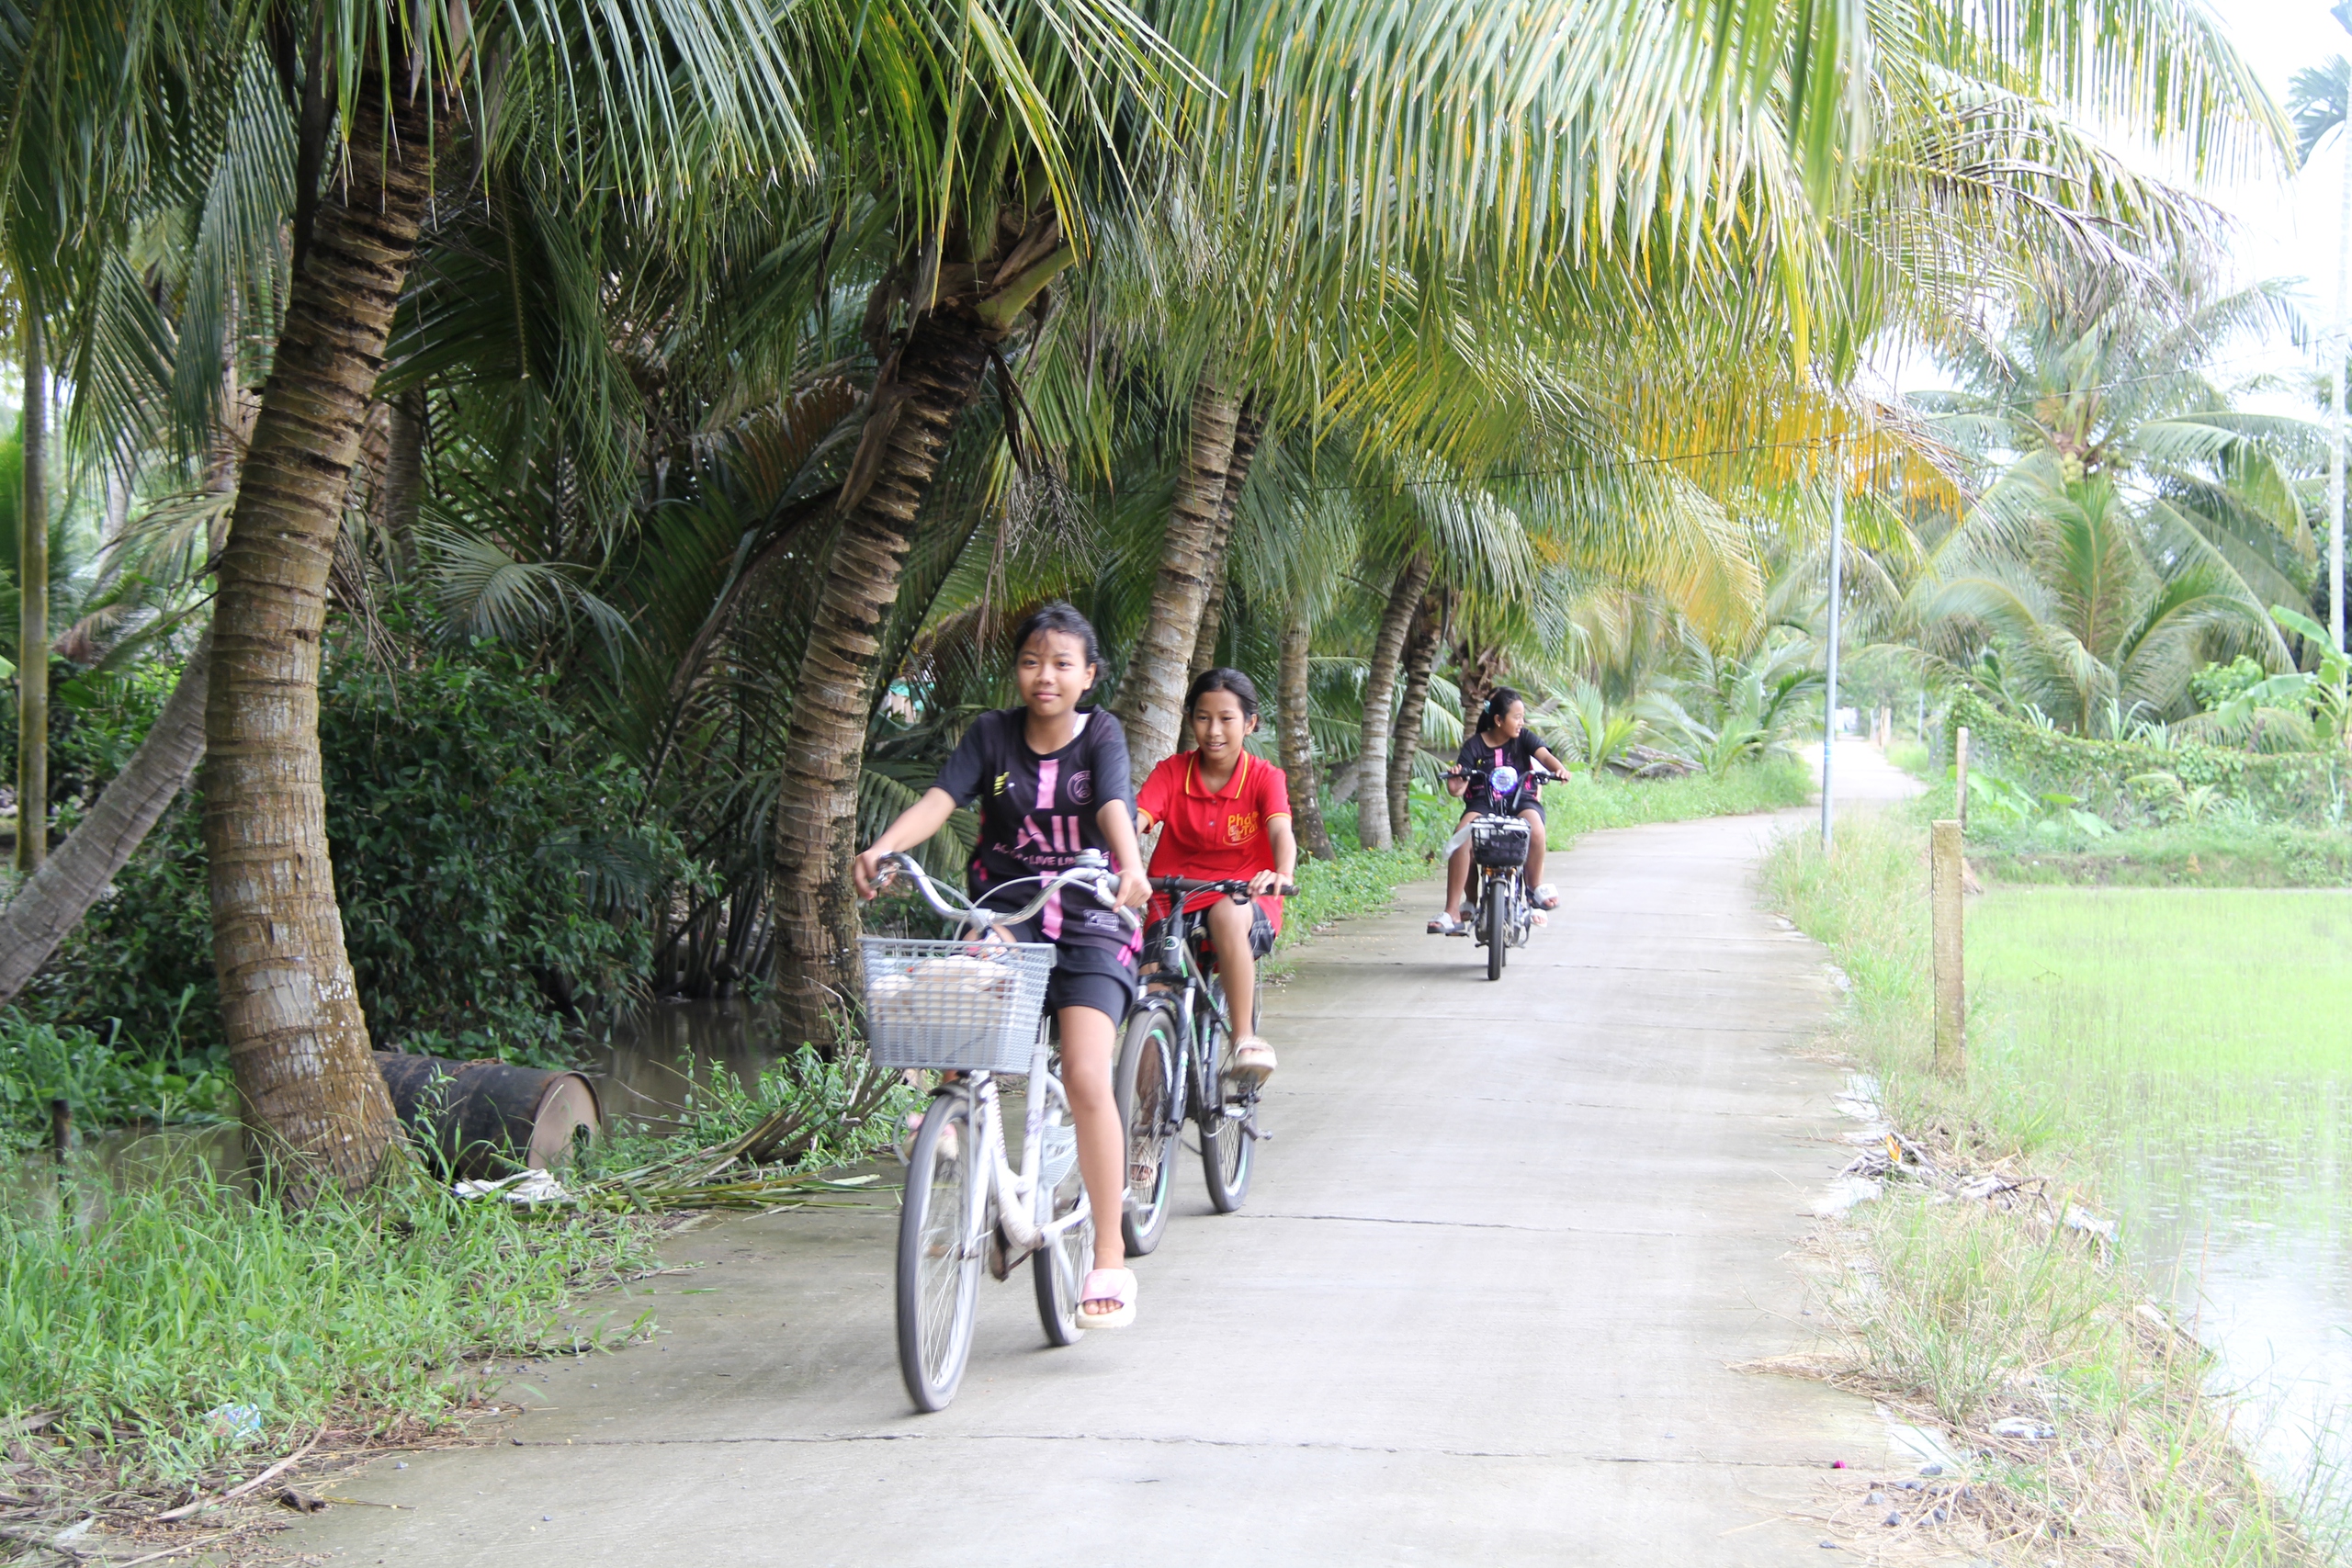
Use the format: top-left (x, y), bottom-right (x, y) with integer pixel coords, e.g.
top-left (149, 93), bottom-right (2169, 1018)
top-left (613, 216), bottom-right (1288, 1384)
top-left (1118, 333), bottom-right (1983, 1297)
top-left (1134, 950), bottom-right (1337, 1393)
top-left (1951, 691), bottom-right (2345, 829)
top-left (30, 609), bottom-right (707, 1071)
top-left (0, 1010), bottom-right (231, 1151)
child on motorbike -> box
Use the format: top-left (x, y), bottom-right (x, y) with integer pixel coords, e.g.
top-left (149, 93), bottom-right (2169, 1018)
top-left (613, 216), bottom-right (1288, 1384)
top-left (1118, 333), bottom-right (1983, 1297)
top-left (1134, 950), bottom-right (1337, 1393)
top-left (1430, 687), bottom-right (1571, 935)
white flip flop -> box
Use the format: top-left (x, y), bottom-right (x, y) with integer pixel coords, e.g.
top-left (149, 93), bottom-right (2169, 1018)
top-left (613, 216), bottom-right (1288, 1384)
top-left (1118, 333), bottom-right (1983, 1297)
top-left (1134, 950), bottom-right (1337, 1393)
top-left (1079, 1268), bottom-right (1137, 1329)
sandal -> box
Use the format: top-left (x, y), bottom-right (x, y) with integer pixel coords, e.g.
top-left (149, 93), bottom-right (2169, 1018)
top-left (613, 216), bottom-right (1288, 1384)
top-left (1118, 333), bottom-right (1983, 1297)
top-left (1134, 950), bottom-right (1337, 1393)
top-left (1228, 1036), bottom-right (1277, 1086)
top-left (1079, 1268), bottom-right (1137, 1330)
top-left (896, 1110), bottom-right (959, 1165)
top-left (1428, 915), bottom-right (1465, 935)
top-left (1533, 883), bottom-right (1560, 910)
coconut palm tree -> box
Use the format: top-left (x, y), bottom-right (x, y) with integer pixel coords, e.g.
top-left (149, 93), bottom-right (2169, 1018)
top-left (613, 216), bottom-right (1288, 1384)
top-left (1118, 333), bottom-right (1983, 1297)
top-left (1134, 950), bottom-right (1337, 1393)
top-left (2, 0), bottom-right (871, 1197)
top-left (1911, 258), bottom-right (2320, 729)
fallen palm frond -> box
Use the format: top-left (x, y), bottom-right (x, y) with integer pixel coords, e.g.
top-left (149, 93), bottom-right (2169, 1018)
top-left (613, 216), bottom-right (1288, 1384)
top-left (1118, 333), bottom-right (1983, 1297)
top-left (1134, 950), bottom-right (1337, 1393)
top-left (564, 1045), bottom-right (912, 1213)
top-left (577, 1168), bottom-right (888, 1214)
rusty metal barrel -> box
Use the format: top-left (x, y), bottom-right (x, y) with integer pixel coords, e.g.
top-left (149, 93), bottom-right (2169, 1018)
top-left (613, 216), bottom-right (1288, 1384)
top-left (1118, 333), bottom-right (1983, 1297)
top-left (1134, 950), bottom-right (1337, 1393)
top-left (374, 1052), bottom-right (603, 1178)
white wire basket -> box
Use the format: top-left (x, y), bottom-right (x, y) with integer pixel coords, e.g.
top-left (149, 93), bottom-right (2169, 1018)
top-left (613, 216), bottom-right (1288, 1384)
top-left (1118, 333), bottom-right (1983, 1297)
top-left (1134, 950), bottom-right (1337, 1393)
top-left (859, 937), bottom-right (1055, 1073)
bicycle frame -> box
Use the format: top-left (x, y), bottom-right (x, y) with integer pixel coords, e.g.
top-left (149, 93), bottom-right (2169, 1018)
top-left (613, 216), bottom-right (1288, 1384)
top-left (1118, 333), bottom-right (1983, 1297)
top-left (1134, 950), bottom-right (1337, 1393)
top-left (1136, 886), bottom-right (1272, 1145)
top-left (936, 1024), bottom-right (1089, 1280)
top-left (873, 851), bottom-right (1129, 1269)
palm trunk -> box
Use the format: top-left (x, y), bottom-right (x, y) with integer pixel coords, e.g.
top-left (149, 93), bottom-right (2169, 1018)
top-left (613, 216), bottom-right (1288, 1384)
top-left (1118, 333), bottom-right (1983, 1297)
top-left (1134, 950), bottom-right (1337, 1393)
top-left (0, 628), bottom-right (209, 1002)
top-left (18, 307), bottom-right (46, 872)
top-left (766, 306), bottom-right (1001, 1047)
top-left (1188, 403), bottom-right (1264, 683)
top-left (1354, 552), bottom-right (1433, 850)
top-left (1114, 371), bottom-right (1239, 776)
top-left (1385, 587), bottom-right (1443, 848)
top-left (1457, 637), bottom-right (1509, 736)
top-left (379, 389), bottom-right (424, 573)
top-left (204, 79), bottom-right (436, 1201)
top-left (1279, 598), bottom-right (1336, 862)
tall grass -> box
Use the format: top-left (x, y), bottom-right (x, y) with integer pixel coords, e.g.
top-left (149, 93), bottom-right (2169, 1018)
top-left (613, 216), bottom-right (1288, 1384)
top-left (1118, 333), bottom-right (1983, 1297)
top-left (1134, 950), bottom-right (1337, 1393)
top-left (0, 1166), bottom-right (656, 1489)
top-left (1761, 809), bottom-right (2324, 1565)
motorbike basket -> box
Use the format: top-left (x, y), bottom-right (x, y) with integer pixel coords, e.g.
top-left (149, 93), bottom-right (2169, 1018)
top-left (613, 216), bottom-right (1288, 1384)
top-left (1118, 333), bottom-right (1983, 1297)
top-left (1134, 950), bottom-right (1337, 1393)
top-left (1471, 817), bottom-right (1531, 868)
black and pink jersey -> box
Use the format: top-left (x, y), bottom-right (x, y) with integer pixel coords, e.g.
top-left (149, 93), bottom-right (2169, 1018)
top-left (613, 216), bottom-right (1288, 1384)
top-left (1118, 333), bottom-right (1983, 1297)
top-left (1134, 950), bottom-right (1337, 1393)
top-left (933, 706), bottom-right (1140, 959)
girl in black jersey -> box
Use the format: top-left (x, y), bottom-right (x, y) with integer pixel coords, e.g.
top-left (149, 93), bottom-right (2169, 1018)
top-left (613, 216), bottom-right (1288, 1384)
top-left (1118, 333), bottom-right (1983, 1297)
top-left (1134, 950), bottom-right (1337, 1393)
top-left (1430, 687), bottom-right (1572, 935)
top-left (854, 603), bottom-right (1153, 1329)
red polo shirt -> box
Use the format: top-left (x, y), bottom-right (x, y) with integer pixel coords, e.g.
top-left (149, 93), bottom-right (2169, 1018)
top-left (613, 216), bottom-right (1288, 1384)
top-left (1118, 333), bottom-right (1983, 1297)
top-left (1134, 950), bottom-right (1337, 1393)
top-left (1136, 749), bottom-right (1292, 932)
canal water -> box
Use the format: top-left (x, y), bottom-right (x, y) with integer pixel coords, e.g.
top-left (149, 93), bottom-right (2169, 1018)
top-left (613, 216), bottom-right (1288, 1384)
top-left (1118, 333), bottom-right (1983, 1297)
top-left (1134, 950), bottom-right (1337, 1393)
top-left (1968, 886), bottom-right (2352, 1543)
top-left (20, 998), bottom-right (788, 1195)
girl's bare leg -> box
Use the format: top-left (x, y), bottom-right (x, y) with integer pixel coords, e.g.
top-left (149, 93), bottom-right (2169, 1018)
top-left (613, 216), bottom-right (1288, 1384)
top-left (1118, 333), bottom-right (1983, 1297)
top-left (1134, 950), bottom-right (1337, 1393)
top-left (1522, 808), bottom-right (1549, 890)
top-left (1440, 817), bottom-right (1475, 920)
top-left (1206, 897), bottom-right (1258, 1034)
top-left (1057, 1003), bottom-right (1125, 1273)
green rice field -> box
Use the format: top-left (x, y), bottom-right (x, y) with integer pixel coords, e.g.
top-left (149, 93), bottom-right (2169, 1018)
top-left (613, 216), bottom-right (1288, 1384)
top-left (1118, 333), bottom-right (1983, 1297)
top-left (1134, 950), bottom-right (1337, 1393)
top-left (1968, 887), bottom-right (2352, 1517)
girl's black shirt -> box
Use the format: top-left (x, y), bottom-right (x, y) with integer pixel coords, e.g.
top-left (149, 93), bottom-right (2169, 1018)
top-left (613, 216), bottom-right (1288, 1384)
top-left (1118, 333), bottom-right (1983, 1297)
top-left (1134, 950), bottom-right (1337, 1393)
top-left (933, 706), bottom-right (1137, 956)
top-left (1455, 728), bottom-right (1551, 814)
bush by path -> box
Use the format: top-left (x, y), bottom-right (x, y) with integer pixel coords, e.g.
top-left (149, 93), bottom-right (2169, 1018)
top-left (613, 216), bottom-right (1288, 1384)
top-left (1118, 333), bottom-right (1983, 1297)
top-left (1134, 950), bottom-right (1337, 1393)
top-left (0, 1168), bottom-right (657, 1507)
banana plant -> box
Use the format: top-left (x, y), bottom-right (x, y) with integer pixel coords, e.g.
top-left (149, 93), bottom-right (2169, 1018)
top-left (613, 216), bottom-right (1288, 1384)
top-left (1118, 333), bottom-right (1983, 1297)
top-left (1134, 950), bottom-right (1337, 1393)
top-left (1562, 681), bottom-right (1644, 778)
top-left (2210, 606), bottom-right (2352, 750)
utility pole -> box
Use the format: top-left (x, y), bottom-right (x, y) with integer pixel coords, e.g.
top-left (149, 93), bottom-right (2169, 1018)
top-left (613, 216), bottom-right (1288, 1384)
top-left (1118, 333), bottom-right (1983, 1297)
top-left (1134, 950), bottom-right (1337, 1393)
top-left (2335, 2), bottom-right (2352, 650)
top-left (1821, 441), bottom-right (1844, 852)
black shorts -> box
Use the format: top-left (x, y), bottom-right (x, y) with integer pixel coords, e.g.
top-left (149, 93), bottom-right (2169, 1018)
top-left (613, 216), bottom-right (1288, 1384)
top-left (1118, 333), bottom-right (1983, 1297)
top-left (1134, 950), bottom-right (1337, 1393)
top-left (1462, 800), bottom-right (1544, 824)
top-left (1184, 901), bottom-right (1276, 964)
top-left (1044, 942), bottom-right (1138, 1022)
top-left (992, 912), bottom-right (1137, 1024)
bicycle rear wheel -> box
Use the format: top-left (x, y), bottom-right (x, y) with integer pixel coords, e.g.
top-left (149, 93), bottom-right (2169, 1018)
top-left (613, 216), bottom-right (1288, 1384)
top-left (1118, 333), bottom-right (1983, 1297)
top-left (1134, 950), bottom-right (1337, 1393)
top-left (1032, 1078), bottom-right (1094, 1345)
top-left (1486, 877), bottom-right (1509, 980)
top-left (1199, 1001), bottom-right (1254, 1213)
top-left (1114, 1003), bottom-right (1182, 1256)
top-left (896, 1089), bottom-right (983, 1412)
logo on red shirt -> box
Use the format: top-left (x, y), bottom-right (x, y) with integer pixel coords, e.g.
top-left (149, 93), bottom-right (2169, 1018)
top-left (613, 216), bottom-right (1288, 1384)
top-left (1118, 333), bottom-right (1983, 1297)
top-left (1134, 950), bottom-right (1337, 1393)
top-left (1224, 811), bottom-right (1260, 846)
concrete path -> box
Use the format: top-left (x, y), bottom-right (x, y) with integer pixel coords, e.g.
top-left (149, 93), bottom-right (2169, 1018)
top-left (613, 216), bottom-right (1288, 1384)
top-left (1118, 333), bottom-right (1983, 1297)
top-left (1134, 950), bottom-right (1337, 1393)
top-left (296, 794), bottom-right (1910, 1568)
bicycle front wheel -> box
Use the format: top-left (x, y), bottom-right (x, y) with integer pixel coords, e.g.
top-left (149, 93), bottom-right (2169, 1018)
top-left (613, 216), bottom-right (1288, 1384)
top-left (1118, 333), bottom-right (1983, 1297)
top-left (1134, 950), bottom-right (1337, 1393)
top-left (1114, 1003), bottom-right (1182, 1256)
top-left (1486, 878), bottom-right (1509, 980)
top-left (896, 1089), bottom-right (983, 1412)
top-left (1032, 1078), bottom-right (1094, 1346)
top-left (1199, 1003), bottom-right (1254, 1213)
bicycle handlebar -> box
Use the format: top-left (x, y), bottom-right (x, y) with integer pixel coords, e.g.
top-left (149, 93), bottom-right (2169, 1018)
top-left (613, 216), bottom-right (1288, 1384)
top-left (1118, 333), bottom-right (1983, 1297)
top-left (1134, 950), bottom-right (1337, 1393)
top-left (1150, 874), bottom-right (1299, 900)
top-left (874, 851), bottom-right (1142, 932)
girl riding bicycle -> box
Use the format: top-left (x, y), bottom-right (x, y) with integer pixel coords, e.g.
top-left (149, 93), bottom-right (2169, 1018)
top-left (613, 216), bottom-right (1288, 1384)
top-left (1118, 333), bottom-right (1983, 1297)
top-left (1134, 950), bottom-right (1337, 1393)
top-left (1133, 668), bottom-right (1297, 1086)
top-left (1430, 687), bottom-right (1571, 935)
top-left (853, 603), bottom-right (1151, 1330)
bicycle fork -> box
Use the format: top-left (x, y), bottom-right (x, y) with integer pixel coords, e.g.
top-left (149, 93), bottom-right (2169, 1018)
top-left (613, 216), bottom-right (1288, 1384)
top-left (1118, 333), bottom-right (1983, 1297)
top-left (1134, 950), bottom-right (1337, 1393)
top-left (976, 1069), bottom-right (1091, 1255)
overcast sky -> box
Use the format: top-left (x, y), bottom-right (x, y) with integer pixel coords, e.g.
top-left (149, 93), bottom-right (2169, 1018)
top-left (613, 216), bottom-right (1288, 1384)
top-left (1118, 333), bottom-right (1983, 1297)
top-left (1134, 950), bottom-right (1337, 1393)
top-left (2198, 1), bottom-right (2347, 400)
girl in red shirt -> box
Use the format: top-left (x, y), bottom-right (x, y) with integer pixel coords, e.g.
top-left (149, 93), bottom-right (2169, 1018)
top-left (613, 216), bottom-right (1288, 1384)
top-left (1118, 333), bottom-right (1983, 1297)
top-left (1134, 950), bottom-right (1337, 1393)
top-left (1134, 668), bottom-right (1297, 1085)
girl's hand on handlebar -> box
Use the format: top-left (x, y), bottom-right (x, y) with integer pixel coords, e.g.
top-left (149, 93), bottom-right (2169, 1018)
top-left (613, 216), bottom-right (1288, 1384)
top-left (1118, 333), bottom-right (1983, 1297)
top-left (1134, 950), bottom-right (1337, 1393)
top-left (1248, 869), bottom-right (1286, 897)
top-left (1114, 865), bottom-right (1152, 910)
top-left (852, 846), bottom-right (895, 900)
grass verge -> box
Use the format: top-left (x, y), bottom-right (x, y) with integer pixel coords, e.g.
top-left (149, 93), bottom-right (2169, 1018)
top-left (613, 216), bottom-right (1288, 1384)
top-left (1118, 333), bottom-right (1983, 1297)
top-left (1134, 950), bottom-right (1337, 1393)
top-left (1, 1164), bottom-right (659, 1520)
top-left (1759, 808), bottom-right (2323, 1565)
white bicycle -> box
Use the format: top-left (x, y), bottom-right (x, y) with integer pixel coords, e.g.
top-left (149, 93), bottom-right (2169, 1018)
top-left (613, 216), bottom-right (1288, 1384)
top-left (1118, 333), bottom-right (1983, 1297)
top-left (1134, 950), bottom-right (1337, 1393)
top-left (862, 851), bottom-right (1138, 1412)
